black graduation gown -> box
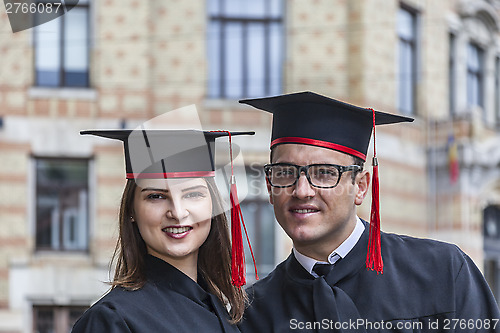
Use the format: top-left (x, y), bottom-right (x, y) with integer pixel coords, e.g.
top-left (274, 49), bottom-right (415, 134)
top-left (240, 221), bottom-right (500, 333)
top-left (72, 255), bottom-right (240, 333)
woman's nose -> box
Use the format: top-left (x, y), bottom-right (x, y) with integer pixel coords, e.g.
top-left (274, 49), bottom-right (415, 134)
top-left (166, 198), bottom-right (189, 221)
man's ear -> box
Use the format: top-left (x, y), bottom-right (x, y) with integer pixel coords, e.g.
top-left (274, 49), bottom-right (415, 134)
top-left (355, 170), bottom-right (370, 205)
top-left (266, 177), bottom-right (274, 205)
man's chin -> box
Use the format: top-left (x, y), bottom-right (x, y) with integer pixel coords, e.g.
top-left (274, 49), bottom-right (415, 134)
top-left (287, 228), bottom-right (320, 245)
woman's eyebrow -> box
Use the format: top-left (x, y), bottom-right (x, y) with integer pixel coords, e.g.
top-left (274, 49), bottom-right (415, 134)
top-left (140, 185), bottom-right (208, 193)
top-left (140, 187), bottom-right (168, 193)
top-left (181, 185), bottom-right (208, 192)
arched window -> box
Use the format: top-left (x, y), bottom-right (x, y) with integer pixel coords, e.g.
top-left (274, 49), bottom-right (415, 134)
top-left (449, 2), bottom-right (500, 124)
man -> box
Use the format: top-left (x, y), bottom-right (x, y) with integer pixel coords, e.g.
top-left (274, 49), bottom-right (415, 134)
top-left (238, 91), bottom-right (500, 332)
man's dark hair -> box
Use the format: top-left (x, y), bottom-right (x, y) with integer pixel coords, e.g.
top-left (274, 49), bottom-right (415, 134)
top-left (351, 156), bottom-right (364, 184)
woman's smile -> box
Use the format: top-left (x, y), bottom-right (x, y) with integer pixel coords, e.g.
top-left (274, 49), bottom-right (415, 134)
top-left (162, 225), bottom-right (194, 238)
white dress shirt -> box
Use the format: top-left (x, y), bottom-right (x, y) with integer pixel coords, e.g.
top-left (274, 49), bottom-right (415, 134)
top-left (293, 217), bottom-right (365, 278)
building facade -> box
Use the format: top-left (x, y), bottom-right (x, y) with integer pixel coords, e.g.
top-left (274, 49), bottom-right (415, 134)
top-left (0, 0), bottom-right (499, 332)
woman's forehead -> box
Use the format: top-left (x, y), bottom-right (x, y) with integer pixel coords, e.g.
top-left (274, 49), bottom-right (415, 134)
top-left (135, 177), bottom-right (207, 190)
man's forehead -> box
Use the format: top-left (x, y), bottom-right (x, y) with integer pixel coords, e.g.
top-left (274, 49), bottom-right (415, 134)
top-left (271, 144), bottom-right (355, 164)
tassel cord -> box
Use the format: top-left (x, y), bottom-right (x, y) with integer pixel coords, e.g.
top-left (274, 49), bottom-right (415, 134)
top-left (366, 109), bottom-right (383, 274)
top-left (210, 130), bottom-right (259, 285)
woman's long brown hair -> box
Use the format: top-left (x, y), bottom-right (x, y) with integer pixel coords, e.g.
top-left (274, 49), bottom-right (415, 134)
top-left (110, 178), bottom-right (246, 323)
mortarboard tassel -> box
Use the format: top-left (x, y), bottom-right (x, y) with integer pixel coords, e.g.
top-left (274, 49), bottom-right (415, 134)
top-left (366, 108), bottom-right (383, 274)
top-left (211, 131), bottom-right (259, 287)
top-left (229, 175), bottom-right (245, 286)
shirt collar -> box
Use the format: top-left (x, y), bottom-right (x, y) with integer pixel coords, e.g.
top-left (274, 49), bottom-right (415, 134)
top-left (292, 217), bottom-right (365, 277)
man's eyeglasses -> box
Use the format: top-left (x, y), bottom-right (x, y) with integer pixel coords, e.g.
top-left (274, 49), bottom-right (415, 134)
top-left (263, 163), bottom-right (362, 188)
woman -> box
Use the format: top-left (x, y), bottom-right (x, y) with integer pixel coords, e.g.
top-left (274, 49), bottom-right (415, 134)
top-left (72, 129), bottom-right (252, 332)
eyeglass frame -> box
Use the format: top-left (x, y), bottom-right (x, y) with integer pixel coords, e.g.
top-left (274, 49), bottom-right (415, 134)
top-left (263, 163), bottom-right (363, 189)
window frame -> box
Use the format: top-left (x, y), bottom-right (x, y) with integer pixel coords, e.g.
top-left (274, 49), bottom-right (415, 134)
top-left (33, 0), bottom-right (91, 88)
top-left (495, 56), bottom-right (500, 127)
top-left (34, 156), bottom-right (90, 252)
top-left (449, 32), bottom-right (457, 116)
top-left (483, 205), bottom-right (500, 303)
top-left (240, 198), bottom-right (276, 280)
top-left (33, 304), bottom-right (88, 333)
top-left (397, 4), bottom-right (419, 116)
top-left (466, 42), bottom-right (484, 110)
top-left (207, 0), bottom-right (283, 99)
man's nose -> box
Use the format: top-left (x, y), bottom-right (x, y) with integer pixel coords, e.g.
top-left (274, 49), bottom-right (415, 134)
top-left (292, 173), bottom-right (315, 199)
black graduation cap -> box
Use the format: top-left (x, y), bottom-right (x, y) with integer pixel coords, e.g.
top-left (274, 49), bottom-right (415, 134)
top-left (80, 128), bottom-right (258, 286)
top-left (239, 91), bottom-right (413, 161)
top-left (239, 91), bottom-right (414, 275)
top-left (80, 129), bottom-right (254, 179)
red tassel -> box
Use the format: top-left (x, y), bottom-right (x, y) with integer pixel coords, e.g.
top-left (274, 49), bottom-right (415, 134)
top-left (230, 180), bottom-right (246, 287)
top-left (366, 158), bottom-right (383, 273)
top-left (366, 109), bottom-right (383, 274)
top-left (210, 130), bottom-right (259, 287)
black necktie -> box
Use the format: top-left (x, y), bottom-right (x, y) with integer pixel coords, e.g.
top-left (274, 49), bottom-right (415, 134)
top-left (313, 263), bottom-right (334, 277)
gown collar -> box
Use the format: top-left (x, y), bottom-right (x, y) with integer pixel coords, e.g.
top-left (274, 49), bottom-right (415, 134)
top-left (145, 255), bottom-right (238, 332)
top-left (293, 217), bottom-right (365, 277)
top-left (145, 254), bottom-right (212, 309)
top-left (286, 219), bottom-right (370, 285)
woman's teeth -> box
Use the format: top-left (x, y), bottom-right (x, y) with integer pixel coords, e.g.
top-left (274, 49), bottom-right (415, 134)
top-left (163, 226), bottom-right (192, 234)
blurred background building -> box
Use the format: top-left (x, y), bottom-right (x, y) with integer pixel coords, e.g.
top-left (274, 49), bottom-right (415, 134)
top-left (0, 0), bottom-right (499, 332)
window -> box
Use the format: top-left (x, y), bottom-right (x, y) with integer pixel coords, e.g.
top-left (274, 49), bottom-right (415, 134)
top-left (449, 33), bottom-right (456, 115)
top-left (208, 0), bottom-right (283, 99)
top-left (35, 158), bottom-right (89, 251)
top-left (34, 0), bottom-right (90, 88)
top-left (241, 199), bottom-right (276, 280)
top-left (467, 43), bottom-right (483, 109)
top-left (495, 57), bottom-right (500, 126)
top-left (397, 6), bottom-right (418, 115)
top-left (33, 305), bottom-right (87, 333)
top-left (484, 205), bottom-right (500, 303)
top-left (237, 164), bottom-right (276, 281)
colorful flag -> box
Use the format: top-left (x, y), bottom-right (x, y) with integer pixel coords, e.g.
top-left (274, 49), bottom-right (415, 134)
top-left (447, 134), bottom-right (459, 184)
